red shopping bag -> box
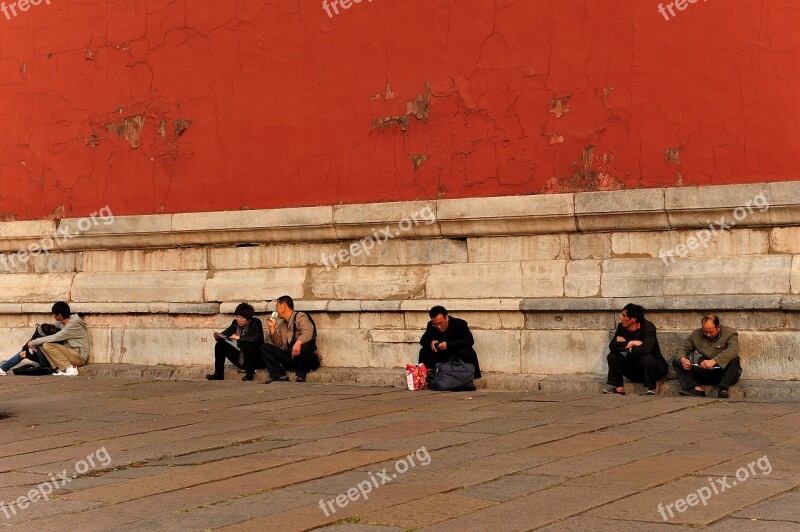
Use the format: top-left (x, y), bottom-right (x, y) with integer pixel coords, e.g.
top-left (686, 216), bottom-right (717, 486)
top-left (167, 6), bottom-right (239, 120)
top-left (406, 363), bottom-right (428, 391)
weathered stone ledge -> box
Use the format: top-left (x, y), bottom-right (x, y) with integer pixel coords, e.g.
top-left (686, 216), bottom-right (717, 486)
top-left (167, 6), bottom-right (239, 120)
top-left (1, 181), bottom-right (798, 251)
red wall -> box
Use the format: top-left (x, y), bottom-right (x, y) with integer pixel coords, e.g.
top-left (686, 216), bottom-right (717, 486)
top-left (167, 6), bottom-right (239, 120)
top-left (1, 0), bottom-right (798, 220)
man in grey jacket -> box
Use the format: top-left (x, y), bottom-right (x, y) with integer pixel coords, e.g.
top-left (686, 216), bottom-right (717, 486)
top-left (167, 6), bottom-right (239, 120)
top-left (28, 301), bottom-right (89, 377)
top-left (673, 313), bottom-right (741, 398)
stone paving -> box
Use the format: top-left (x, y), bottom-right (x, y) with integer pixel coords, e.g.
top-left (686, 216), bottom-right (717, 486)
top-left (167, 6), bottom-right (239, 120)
top-left (1, 371), bottom-right (799, 530)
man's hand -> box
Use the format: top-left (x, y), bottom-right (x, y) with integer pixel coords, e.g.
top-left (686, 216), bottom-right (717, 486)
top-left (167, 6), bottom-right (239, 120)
top-left (267, 318), bottom-right (277, 334)
top-left (431, 341), bottom-right (439, 352)
top-left (680, 357), bottom-right (692, 371)
top-left (20, 352), bottom-right (27, 359)
top-left (26, 340), bottom-right (33, 350)
top-left (213, 332), bottom-right (221, 340)
top-left (438, 342), bottom-right (448, 351)
top-left (292, 339), bottom-right (302, 358)
top-left (625, 340), bottom-right (643, 348)
top-left (230, 334), bottom-right (240, 341)
top-left (700, 359), bottom-right (717, 369)
top-left (615, 336), bottom-right (626, 343)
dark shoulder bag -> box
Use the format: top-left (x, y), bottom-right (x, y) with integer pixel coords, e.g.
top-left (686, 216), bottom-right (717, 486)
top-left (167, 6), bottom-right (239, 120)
top-left (429, 357), bottom-right (476, 392)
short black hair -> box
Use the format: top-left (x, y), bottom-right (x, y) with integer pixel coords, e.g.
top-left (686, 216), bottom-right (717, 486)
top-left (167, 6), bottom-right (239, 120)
top-left (702, 313), bottom-right (720, 327)
top-left (429, 306), bottom-right (448, 319)
top-left (277, 295), bottom-right (294, 310)
top-left (234, 302), bottom-right (255, 320)
top-left (622, 303), bottom-right (644, 323)
top-left (52, 301), bottom-right (71, 318)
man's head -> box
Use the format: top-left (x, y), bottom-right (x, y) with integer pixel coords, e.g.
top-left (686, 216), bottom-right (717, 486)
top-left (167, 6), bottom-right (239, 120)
top-left (429, 306), bottom-right (449, 332)
top-left (620, 303), bottom-right (644, 330)
top-left (701, 313), bottom-right (721, 339)
top-left (276, 295), bottom-right (294, 320)
top-left (234, 302), bottom-right (255, 325)
top-left (52, 301), bottom-right (71, 322)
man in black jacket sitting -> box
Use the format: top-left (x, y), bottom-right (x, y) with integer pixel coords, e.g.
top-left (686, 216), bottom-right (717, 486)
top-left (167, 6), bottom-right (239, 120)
top-left (604, 303), bottom-right (668, 396)
top-left (206, 302), bottom-right (265, 381)
top-left (418, 306), bottom-right (481, 379)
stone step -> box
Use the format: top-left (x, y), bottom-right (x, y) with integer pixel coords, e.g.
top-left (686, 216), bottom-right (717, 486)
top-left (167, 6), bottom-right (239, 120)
top-left (70, 364), bottom-right (800, 401)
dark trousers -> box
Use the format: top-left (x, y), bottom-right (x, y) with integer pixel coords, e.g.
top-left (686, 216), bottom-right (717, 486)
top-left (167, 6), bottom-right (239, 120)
top-left (260, 342), bottom-right (320, 378)
top-left (214, 340), bottom-right (265, 378)
top-left (418, 347), bottom-right (482, 379)
top-left (607, 352), bottom-right (665, 390)
top-left (673, 358), bottom-right (742, 391)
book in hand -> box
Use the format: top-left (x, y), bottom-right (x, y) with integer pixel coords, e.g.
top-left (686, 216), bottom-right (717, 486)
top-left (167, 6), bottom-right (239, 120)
top-left (216, 333), bottom-right (240, 351)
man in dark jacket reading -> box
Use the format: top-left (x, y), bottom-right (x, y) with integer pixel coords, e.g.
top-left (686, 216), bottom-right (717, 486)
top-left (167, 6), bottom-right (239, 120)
top-left (418, 306), bottom-right (481, 379)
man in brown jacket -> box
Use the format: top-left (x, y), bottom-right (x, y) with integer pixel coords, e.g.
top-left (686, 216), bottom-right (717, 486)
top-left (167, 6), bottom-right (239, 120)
top-left (673, 313), bottom-right (741, 398)
top-left (260, 295), bottom-right (320, 383)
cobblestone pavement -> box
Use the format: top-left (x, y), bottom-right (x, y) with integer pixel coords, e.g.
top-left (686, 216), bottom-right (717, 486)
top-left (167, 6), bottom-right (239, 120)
top-left (1, 374), bottom-right (799, 530)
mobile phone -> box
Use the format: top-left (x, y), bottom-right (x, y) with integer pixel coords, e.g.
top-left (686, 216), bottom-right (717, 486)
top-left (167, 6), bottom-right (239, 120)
top-left (271, 311), bottom-right (279, 320)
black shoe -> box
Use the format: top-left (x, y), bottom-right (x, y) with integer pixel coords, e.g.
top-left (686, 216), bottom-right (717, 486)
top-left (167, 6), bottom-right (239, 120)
top-left (205, 374), bottom-right (223, 380)
top-left (718, 388), bottom-right (729, 399)
top-left (679, 389), bottom-right (706, 397)
top-left (264, 375), bottom-right (289, 384)
top-left (295, 374), bottom-right (306, 383)
top-left (242, 374), bottom-right (254, 381)
top-left (602, 387), bottom-right (625, 395)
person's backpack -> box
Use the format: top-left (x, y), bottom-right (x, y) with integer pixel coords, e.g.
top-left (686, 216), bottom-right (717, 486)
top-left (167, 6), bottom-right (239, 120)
top-left (289, 311), bottom-right (321, 369)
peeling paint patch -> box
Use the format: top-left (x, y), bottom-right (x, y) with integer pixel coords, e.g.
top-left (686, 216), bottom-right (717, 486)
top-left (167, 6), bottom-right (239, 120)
top-left (175, 119), bottom-right (192, 136)
top-left (549, 96), bottom-right (571, 119)
top-left (408, 155), bottom-right (428, 173)
top-left (663, 147), bottom-right (681, 164)
top-left (548, 134), bottom-right (565, 145)
top-left (106, 115), bottom-right (145, 149)
top-left (604, 88), bottom-right (614, 96)
top-left (158, 119), bottom-right (167, 139)
top-left (540, 147), bottom-right (624, 192)
top-left (371, 83), bottom-right (432, 132)
top-left (85, 48), bottom-right (96, 60)
top-left (371, 83), bottom-right (396, 101)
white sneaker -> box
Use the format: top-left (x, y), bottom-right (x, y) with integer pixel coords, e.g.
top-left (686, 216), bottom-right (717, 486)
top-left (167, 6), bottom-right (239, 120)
top-left (0, 369), bottom-right (6, 376)
top-left (63, 365), bottom-right (79, 377)
top-left (53, 369), bottom-right (65, 376)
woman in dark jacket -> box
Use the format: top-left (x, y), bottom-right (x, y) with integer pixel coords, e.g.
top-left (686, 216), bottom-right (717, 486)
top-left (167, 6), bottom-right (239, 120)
top-left (206, 302), bottom-right (265, 381)
top-left (604, 303), bottom-right (668, 395)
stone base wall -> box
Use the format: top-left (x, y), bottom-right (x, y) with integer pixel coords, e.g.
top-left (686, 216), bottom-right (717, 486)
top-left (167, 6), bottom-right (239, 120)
top-left (2, 182), bottom-right (800, 380)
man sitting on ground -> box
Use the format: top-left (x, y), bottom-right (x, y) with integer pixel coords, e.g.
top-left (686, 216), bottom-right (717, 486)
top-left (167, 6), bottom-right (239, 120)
top-left (604, 303), bottom-right (668, 395)
top-left (673, 313), bottom-right (741, 398)
top-left (260, 295), bottom-right (320, 383)
top-left (418, 306), bottom-right (482, 379)
top-left (206, 302), bottom-right (266, 381)
top-left (27, 301), bottom-right (89, 377)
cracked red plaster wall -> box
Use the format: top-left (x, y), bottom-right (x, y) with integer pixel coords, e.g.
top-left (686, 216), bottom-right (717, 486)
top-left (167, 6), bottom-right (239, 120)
top-left (0, 0), bottom-right (798, 219)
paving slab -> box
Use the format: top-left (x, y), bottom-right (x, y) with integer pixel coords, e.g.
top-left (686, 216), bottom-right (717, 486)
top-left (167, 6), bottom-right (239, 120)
top-left (1, 373), bottom-right (799, 530)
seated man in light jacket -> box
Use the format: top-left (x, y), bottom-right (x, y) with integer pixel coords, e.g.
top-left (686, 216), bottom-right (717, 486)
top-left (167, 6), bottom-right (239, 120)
top-left (673, 313), bottom-right (741, 398)
top-left (28, 301), bottom-right (90, 377)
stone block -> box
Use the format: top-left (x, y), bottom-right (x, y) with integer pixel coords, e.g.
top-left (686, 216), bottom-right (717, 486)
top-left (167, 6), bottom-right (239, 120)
top-left (793, 256), bottom-right (800, 295)
top-left (770, 227), bottom-right (800, 254)
top-left (0, 328), bottom-right (39, 364)
top-left (70, 303), bottom-right (160, 314)
top-left (369, 330), bottom-right (420, 343)
top-left (57, 214), bottom-right (176, 250)
top-left (31, 252), bottom-right (82, 274)
top-left (311, 312), bottom-right (360, 330)
top-left (172, 207), bottom-right (336, 245)
top-left (524, 311), bottom-right (615, 330)
top-left (0, 314), bottom-right (28, 327)
top-left (208, 244), bottom-right (341, 270)
top-left (316, 329), bottom-right (371, 368)
top-left (361, 300), bottom-right (403, 311)
top-left (0, 220), bottom-right (57, 253)
top-left (451, 311), bottom-right (524, 330)
top-left (333, 201), bottom-right (440, 240)
top-left (326, 300), bottom-right (362, 312)
top-left (621, 295), bottom-right (782, 311)
top-left (72, 272), bottom-right (206, 303)
top-left (360, 313), bottom-right (406, 330)
top-left (310, 266), bottom-right (428, 300)
top-left (349, 238), bottom-right (467, 266)
top-left (601, 257), bottom-right (791, 297)
top-left (569, 233), bottom-right (612, 260)
top-left (400, 299), bottom-right (523, 312)
top-left (565, 260), bottom-right (601, 297)
top-left (427, 263), bottom-right (522, 299)
top-left (576, 188), bottom-right (668, 231)
top-left (467, 235), bottom-right (568, 263)
top-left (82, 249), bottom-right (207, 272)
top-left (219, 301), bottom-right (270, 314)
top-left (88, 329), bottom-right (113, 364)
top-left (404, 312), bottom-right (433, 330)
top-left (204, 269), bottom-right (306, 302)
top-left (611, 228), bottom-right (769, 259)
top-left (168, 303), bottom-right (219, 315)
top-left (521, 261), bottom-right (566, 297)
top-left (437, 194), bottom-right (576, 236)
top-left (739, 332), bottom-right (800, 380)
top-left (0, 273), bottom-right (73, 303)
top-left (369, 342), bottom-right (420, 369)
top-left (473, 330), bottom-right (521, 373)
top-left (521, 298), bottom-right (615, 312)
top-left (114, 328), bottom-right (210, 365)
top-left (521, 330), bottom-right (610, 374)
top-left (0, 253), bottom-right (32, 273)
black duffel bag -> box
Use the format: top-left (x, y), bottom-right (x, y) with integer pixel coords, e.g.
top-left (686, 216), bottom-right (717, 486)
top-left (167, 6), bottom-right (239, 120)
top-left (429, 357), bottom-right (476, 392)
